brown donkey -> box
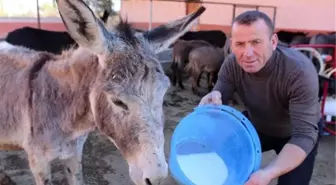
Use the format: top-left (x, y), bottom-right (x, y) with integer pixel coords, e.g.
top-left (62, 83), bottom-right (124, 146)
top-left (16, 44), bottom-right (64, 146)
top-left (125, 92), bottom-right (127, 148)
top-left (0, 0), bottom-right (206, 184)
top-left (170, 39), bottom-right (211, 89)
top-left (186, 45), bottom-right (224, 95)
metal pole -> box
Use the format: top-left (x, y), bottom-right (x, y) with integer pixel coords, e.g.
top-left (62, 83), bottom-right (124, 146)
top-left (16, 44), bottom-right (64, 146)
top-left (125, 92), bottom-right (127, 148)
top-left (231, 4), bottom-right (236, 25)
top-left (36, 0), bottom-right (41, 29)
top-left (144, 0), bottom-right (276, 9)
top-left (149, 0), bottom-right (153, 30)
top-left (273, 7), bottom-right (277, 28)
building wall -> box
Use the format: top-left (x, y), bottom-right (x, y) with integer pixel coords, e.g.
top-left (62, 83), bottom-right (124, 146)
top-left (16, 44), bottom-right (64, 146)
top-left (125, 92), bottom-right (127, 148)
top-left (0, 0), bottom-right (335, 38)
top-left (120, 0), bottom-right (335, 33)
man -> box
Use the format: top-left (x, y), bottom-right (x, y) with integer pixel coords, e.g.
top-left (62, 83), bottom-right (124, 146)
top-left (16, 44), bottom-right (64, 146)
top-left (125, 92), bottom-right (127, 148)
top-left (199, 11), bottom-right (323, 185)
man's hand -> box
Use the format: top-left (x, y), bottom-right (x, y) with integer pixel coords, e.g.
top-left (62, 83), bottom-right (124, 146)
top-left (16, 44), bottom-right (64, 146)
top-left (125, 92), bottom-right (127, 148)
top-left (244, 169), bottom-right (274, 185)
top-left (245, 143), bottom-right (308, 185)
top-left (198, 91), bottom-right (222, 105)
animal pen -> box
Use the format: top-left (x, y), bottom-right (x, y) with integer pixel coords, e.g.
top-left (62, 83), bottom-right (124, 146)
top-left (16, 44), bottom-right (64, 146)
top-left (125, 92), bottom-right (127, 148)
top-left (1, 0), bottom-right (334, 135)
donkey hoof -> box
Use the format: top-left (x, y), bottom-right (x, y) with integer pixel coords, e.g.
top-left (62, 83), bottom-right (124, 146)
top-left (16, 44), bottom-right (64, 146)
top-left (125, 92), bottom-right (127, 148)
top-left (192, 88), bottom-right (201, 96)
top-left (0, 171), bottom-right (16, 185)
top-left (232, 99), bottom-right (239, 105)
top-left (207, 87), bottom-right (213, 92)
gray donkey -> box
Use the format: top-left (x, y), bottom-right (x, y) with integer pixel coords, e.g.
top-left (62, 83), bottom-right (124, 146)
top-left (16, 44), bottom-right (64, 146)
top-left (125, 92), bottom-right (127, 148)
top-left (0, 0), bottom-right (206, 184)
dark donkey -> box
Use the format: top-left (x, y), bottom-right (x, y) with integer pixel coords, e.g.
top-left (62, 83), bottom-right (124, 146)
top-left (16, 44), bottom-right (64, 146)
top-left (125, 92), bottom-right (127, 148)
top-left (0, 0), bottom-right (206, 184)
top-left (4, 10), bottom-right (110, 54)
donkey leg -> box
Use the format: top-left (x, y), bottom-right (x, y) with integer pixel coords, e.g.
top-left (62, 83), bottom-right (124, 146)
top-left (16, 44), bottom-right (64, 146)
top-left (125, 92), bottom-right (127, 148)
top-left (208, 72), bottom-right (215, 92)
top-left (27, 153), bottom-right (52, 185)
top-left (177, 67), bottom-right (185, 89)
top-left (191, 69), bottom-right (202, 96)
top-left (196, 71), bottom-right (203, 87)
top-left (170, 62), bottom-right (177, 86)
top-left (62, 134), bottom-right (88, 185)
top-left (204, 72), bottom-right (210, 87)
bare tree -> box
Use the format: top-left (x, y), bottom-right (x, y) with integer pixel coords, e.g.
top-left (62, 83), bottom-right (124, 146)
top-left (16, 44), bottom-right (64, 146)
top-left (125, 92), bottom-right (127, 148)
top-left (83, 0), bottom-right (117, 16)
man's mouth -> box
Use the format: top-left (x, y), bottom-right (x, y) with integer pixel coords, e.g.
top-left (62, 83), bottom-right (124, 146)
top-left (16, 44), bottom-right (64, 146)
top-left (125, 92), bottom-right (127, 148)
top-left (244, 60), bottom-right (257, 63)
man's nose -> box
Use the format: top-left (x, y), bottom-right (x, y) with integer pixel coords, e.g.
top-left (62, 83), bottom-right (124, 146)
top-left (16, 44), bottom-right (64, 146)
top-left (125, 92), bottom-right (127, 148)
top-left (243, 45), bottom-right (254, 57)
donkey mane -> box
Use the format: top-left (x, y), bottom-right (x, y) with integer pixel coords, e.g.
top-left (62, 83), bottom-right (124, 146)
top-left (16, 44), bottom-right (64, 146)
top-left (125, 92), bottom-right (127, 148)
top-left (114, 18), bottom-right (138, 47)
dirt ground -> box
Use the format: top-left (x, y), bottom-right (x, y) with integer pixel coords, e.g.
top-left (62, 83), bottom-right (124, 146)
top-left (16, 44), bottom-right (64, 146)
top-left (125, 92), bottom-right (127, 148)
top-left (0, 61), bottom-right (335, 185)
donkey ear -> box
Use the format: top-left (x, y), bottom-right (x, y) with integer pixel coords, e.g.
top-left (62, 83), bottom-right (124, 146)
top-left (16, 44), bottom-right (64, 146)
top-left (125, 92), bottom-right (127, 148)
top-left (142, 6), bottom-right (206, 54)
top-left (56, 0), bottom-right (111, 54)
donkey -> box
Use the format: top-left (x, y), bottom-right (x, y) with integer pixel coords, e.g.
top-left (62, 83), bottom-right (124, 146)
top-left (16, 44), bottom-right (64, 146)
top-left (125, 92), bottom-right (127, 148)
top-left (0, 0), bottom-right (206, 185)
top-left (178, 30), bottom-right (227, 48)
top-left (170, 39), bottom-right (211, 89)
top-left (5, 10), bottom-right (110, 55)
top-left (186, 45), bottom-right (224, 95)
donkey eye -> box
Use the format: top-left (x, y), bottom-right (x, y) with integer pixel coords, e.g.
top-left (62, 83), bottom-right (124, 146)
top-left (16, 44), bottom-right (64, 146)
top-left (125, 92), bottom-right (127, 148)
top-left (156, 68), bottom-right (161, 73)
top-left (112, 99), bottom-right (128, 110)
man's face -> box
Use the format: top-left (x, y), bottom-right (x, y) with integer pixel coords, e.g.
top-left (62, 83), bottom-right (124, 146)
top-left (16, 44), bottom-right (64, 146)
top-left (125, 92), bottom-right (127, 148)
top-left (230, 19), bottom-right (278, 73)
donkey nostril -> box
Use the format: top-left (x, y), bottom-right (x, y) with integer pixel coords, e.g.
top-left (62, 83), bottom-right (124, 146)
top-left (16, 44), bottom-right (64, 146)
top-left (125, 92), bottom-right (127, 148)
top-left (145, 178), bottom-right (152, 185)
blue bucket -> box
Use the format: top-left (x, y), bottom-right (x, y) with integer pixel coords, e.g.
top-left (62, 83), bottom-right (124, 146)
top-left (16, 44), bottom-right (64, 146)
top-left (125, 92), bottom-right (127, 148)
top-left (169, 104), bottom-right (262, 185)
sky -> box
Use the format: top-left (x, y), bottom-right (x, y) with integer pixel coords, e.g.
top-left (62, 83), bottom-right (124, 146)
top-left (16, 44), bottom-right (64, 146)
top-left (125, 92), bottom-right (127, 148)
top-left (0, 0), bottom-right (121, 16)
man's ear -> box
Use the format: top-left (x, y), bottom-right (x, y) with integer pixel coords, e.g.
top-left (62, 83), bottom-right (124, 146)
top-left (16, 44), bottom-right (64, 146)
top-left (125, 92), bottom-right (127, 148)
top-left (272, 33), bottom-right (279, 50)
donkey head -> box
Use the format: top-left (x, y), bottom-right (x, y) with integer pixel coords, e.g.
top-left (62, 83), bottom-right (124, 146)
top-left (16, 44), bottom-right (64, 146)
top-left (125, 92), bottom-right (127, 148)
top-left (56, 0), bottom-right (205, 184)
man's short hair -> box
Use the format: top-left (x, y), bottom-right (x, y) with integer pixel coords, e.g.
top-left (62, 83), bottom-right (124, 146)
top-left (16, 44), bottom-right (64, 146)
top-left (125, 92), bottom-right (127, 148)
top-left (232, 11), bottom-right (275, 35)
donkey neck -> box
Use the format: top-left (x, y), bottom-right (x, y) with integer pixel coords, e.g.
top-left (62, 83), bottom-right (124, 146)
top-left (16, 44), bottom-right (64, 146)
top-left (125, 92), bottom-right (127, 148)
top-left (38, 48), bottom-right (100, 136)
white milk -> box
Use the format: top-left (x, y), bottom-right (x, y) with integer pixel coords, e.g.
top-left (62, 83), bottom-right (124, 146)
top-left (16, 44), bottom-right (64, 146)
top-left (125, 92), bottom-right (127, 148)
top-left (324, 97), bottom-right (336, 116)
top-left (177, 152), bottom-right (228, 185)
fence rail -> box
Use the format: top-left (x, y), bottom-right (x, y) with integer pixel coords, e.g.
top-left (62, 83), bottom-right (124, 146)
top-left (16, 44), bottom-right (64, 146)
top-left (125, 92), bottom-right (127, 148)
top-left (143, 0), bottom-right (277, 30)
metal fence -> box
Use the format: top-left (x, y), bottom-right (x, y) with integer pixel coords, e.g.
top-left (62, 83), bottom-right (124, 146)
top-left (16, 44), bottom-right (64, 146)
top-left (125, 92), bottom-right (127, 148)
top-left (143, 0), bottom-right (277, 30)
